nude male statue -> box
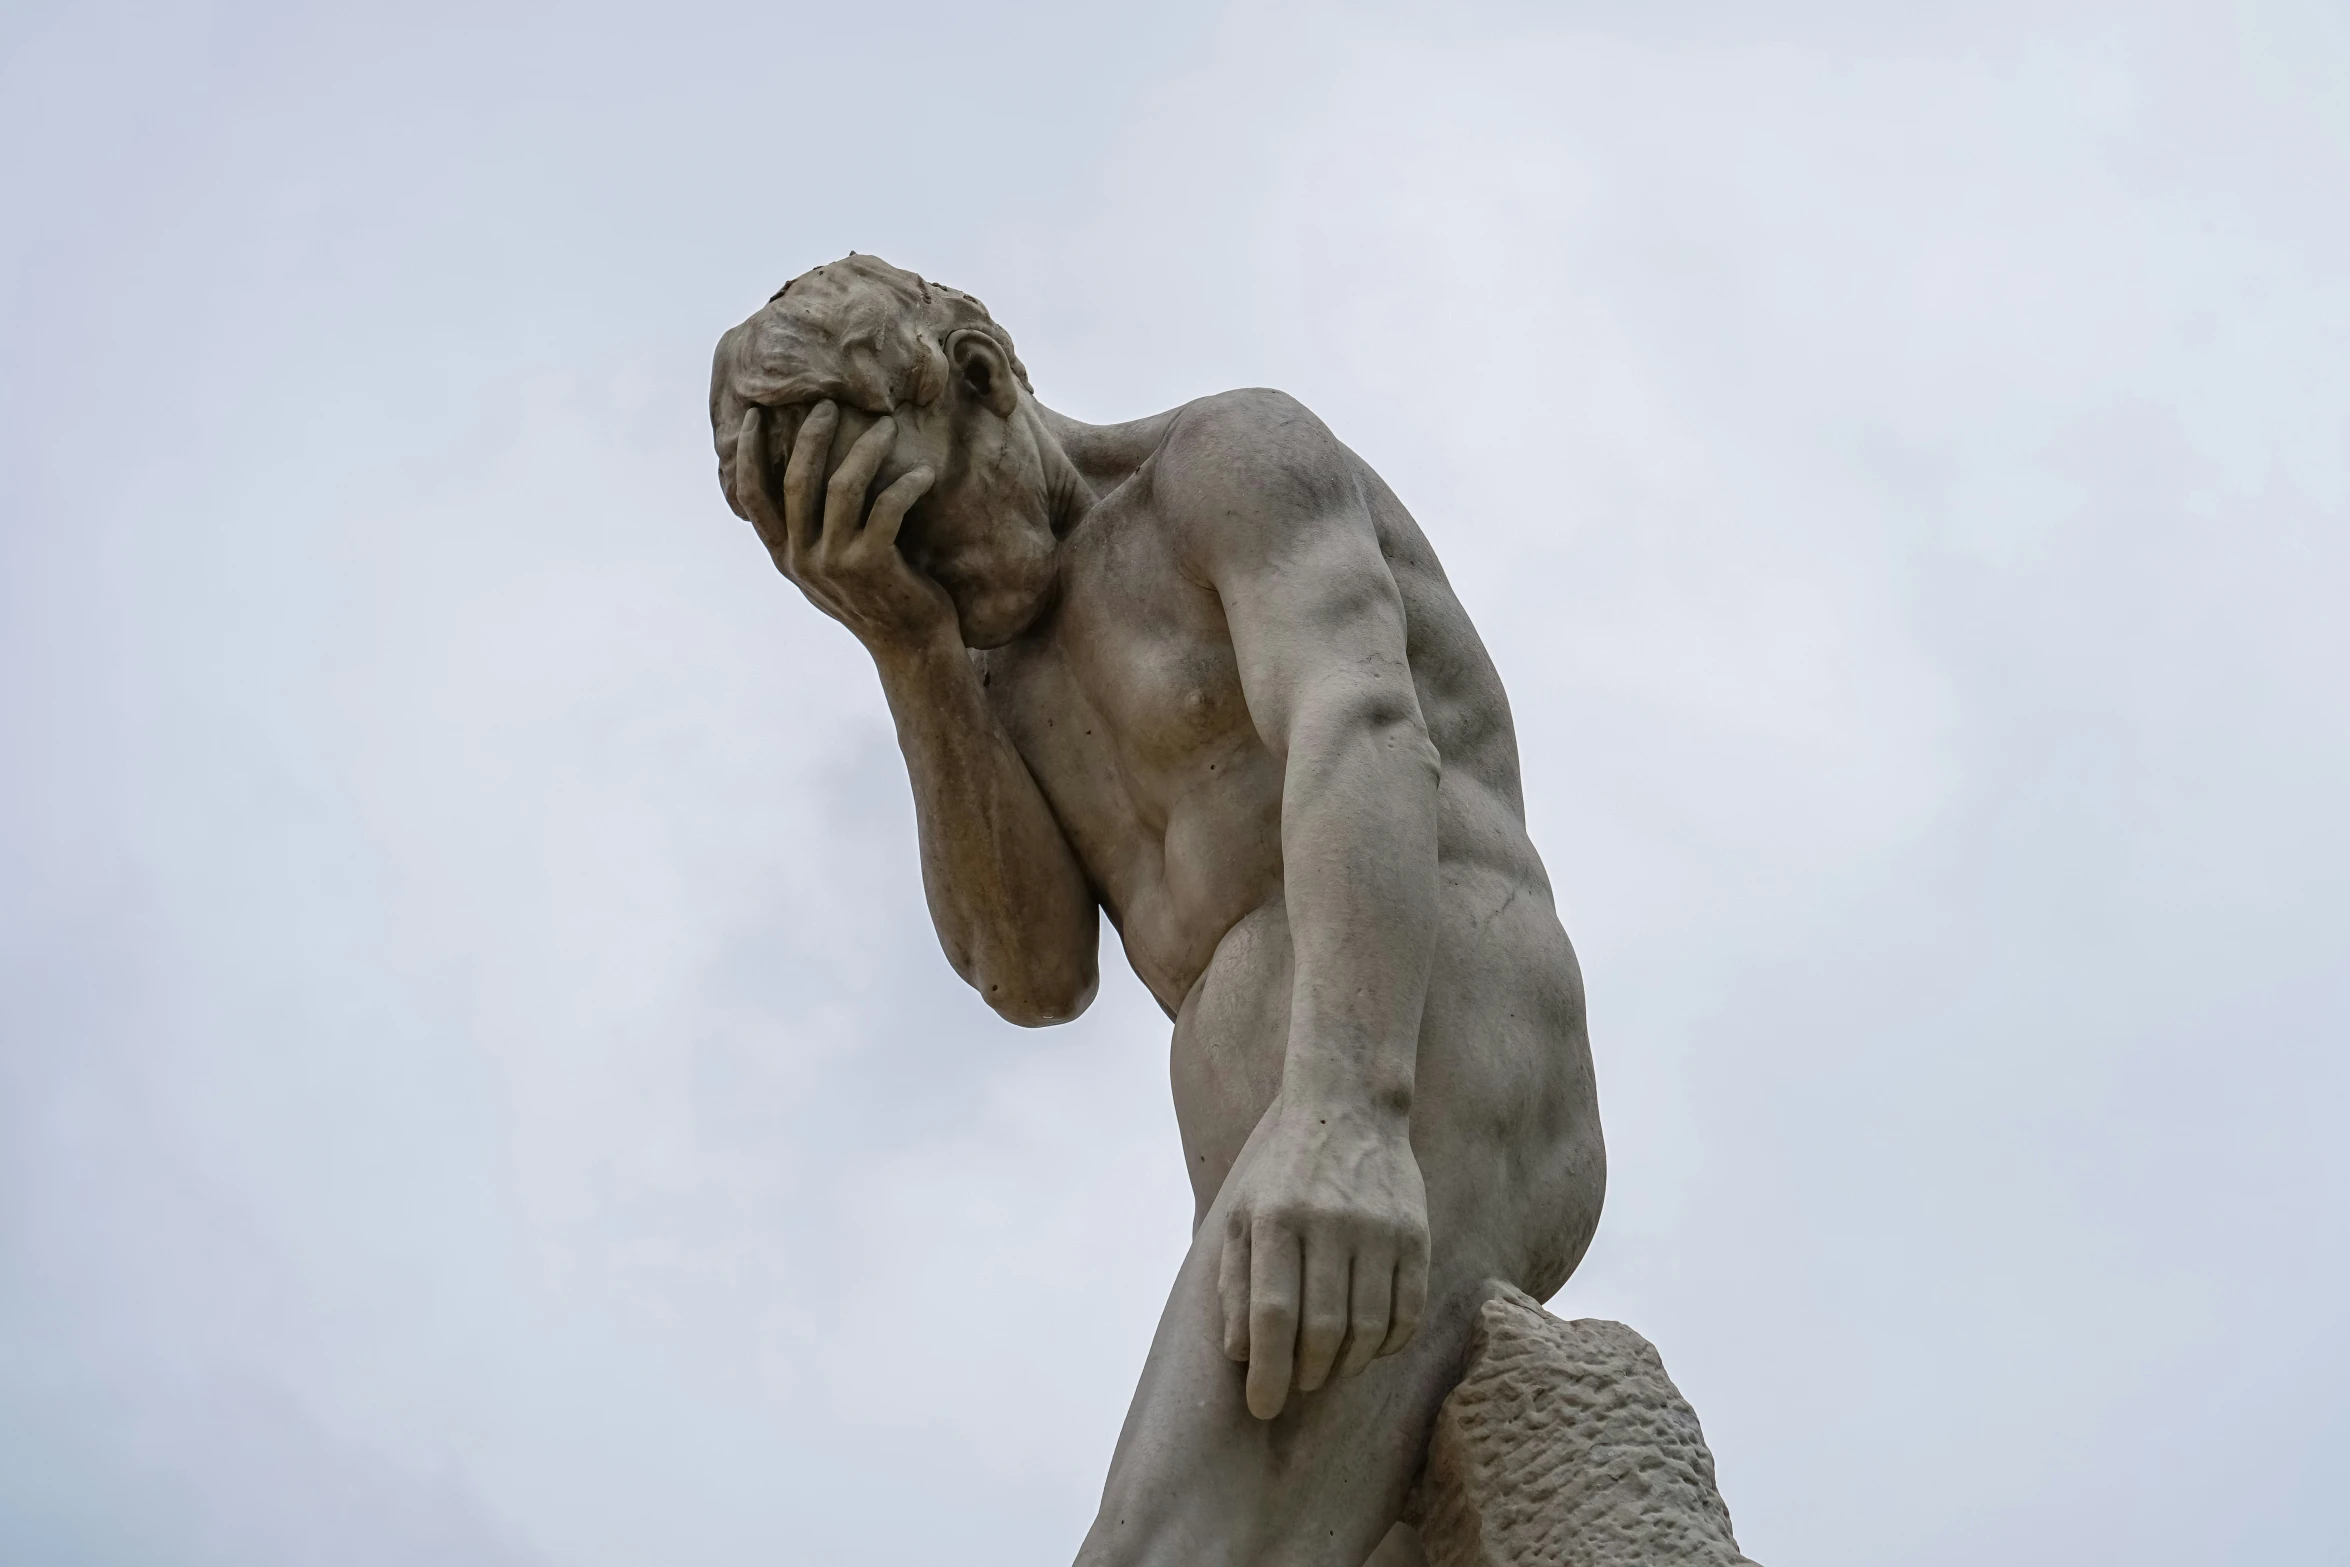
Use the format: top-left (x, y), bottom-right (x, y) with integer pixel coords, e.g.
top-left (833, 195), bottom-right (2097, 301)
top-left (711, 256), bottom-right (1604, 1567)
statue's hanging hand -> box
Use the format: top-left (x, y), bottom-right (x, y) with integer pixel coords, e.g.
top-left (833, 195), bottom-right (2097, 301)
top-left (1217, 1094), bottom-right (1431, 1420)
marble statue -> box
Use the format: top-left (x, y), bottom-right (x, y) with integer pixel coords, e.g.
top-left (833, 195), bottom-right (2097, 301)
top-left (711, 255), bottom-right (1611, 1567)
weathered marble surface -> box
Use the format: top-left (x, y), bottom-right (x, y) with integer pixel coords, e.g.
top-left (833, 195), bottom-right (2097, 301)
top-left (1410, 1288), bottom-right (1759, 1567)
top-left (712, 255), bottom-right (1619, 1565)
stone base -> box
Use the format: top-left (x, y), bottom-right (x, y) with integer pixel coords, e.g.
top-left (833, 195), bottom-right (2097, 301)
top-left (1406, 1286), bottom-right (1759, 1567)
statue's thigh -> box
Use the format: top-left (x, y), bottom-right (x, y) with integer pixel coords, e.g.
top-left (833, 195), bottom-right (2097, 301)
top-left (1076, 1120), bottom-right (1509, 1567)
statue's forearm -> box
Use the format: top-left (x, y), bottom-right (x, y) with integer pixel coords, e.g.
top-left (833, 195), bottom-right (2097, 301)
top-left (1277, 693), bottom-right (1442, 1118)
top-left (872, 630), bottom-right (1099, 1025)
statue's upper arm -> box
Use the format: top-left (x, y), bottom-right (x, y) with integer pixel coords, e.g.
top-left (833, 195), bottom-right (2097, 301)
top-left (970, 641), bottom-right (1106, 890)
top-left (1157, 391), bottom-right (1423, 762)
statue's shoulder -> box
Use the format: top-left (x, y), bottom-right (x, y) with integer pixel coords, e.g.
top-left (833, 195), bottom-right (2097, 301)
top-left (1149, 389), bottom-right (1360, 554)
top-left (1159, 387), bottom-right (1343, 464)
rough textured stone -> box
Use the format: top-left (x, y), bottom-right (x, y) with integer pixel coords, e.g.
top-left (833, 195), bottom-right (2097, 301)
top-left (1411, 1288), bottom-right (1758, 1567)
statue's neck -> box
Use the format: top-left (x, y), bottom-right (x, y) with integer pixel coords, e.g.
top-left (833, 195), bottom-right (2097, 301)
top-left (1038, 401), bottom-right (1187, 516)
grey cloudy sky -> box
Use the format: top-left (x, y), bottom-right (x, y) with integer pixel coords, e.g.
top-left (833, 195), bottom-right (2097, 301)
top-left (3, 2), bottom-right (2345, 1563)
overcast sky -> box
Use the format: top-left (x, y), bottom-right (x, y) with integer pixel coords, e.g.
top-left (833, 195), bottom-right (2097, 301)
top-left (3, 2), bottom-right (2346, 1563)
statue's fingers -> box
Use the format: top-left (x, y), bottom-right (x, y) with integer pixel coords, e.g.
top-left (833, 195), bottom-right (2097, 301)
top-left (1293, 1233), bottom-right (1349, 1394)
top-left (820, 416), bottom-right (896, 557)
top-left (1337, 1239), bottom-right (1395, 1380)
top-left (733, 409), bottom-right (788, 555)
top-left (720, 454), bottom-right (748, 523)
top-left (764, 402), bottom-right (805, 474)
top-left (857, 466), bottom-right (935, 556)
top-left (1245, 1218), bottom-right (1301, 1420)
top-left (1377, 1229), bottom-right (1430, 1359)
top-left (760, 405), bottom-right (810, 530)
top-left (781, 401), bottom-right (840, 559)
top-left (1218, 1213), bottom-right (1252, 1363)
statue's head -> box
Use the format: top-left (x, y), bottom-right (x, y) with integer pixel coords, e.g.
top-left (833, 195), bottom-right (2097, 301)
top-left (711, 254), bottom-right (1059, 646)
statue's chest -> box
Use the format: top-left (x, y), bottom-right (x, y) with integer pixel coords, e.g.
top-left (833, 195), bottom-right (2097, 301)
top-left (984, 527), bottom-right (1260, 843)
top-left (1053, 529), bottom-right (1255, 779)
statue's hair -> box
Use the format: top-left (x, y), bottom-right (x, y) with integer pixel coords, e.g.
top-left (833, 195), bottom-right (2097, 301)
top-left (709, 254), bottom-right (1029, 473)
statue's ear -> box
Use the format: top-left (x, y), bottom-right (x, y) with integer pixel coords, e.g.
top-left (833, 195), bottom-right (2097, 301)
top-left (946, 328), bottom-right (1020, 418)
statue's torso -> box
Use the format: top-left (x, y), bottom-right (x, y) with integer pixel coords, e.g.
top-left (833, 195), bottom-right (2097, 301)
top-left (979, 415), bottom-right (1601, 1279)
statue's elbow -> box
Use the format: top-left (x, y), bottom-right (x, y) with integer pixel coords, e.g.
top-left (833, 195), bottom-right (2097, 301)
top-left (980, 961), bottom-right (1098, 1028)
